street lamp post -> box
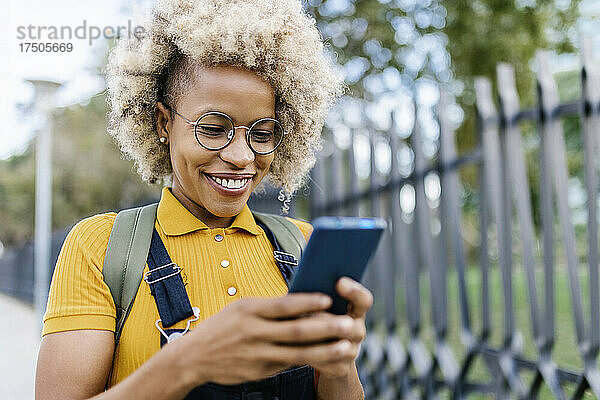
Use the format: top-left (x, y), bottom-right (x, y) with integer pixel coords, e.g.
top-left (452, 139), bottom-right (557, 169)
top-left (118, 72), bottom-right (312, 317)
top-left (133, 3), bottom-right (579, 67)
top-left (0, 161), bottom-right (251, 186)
top-left (28, 79), bottom-right (61, 333)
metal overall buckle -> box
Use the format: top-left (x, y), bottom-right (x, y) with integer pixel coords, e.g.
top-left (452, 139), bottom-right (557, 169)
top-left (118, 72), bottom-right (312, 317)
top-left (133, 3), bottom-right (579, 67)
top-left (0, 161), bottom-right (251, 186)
top-left (155, 306), bottom-right (200, 344)
top-left (273, 251), bottom-right (299, 266)
top-left (143, 262), bottom-right (182, 285)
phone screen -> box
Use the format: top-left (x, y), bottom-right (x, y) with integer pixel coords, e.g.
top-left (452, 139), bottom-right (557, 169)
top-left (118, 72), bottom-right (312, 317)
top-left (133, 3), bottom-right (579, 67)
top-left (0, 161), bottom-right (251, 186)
top-left (288, 216), bottom-right (386, 314)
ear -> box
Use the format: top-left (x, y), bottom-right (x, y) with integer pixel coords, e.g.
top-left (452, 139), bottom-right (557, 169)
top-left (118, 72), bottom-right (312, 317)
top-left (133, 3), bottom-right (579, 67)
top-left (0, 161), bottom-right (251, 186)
top-left (155, 102), bottom-right (172, 142)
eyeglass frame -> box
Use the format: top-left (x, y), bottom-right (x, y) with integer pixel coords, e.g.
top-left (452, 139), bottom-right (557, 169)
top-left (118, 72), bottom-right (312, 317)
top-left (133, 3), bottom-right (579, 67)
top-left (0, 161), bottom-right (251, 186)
top-left (163, 104), bottom-right (287, 155)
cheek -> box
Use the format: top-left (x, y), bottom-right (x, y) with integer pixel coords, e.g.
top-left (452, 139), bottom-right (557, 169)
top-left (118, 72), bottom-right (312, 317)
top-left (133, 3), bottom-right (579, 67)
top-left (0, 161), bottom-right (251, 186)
top-left (171, 139), bottom-right (213, 173)
top-left (257, 155), bottom-right (274, 176)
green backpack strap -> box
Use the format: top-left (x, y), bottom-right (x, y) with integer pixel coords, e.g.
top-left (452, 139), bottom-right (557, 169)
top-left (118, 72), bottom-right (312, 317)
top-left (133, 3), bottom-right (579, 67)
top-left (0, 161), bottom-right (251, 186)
top-left (252, 211), bottom-right (307, 261)
top-left (103, 203), bottom-right (158, 345)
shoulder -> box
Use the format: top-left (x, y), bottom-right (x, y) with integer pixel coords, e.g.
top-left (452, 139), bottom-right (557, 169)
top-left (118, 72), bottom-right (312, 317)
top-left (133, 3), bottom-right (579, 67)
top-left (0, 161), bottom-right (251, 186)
top-left (66, 212), bottom-right (117, 243)
top-left (62, 213), bottom-right (118, 264)
top-left (284, 216), bottom-right (313, 242)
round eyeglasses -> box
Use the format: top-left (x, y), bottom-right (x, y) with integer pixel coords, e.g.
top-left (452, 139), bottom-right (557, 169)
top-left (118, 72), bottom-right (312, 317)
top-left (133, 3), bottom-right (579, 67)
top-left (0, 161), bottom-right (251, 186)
top-left (165, 106), bottom-right (287, 155)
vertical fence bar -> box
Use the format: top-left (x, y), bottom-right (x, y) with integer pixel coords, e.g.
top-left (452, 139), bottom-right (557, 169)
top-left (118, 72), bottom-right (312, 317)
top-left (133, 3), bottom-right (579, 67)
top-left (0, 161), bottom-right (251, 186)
top-left (575, 39), bottom-right (600, 398)
top-left (581, 37), bottom-right (600, 362)
top-left (496, 63), bottom-right (527, 397)
top-left (439, 90), bottom-right (472, 338)
top-left (367, 130), bottom-right (384, 322)
top-left (474, 77), bottom-right (511, 397)
top-left (533, 50), bottom-right (566, 399)
top-left (536, 55), bottom-right (557, 355)
top-left (387, 128), bottom-right (413, 397)
top-left (411, 110), bottom-right (441, 399)
top-left (537, 53), bottom-right (586, 348)
top-left (474, 78), bottom-right (498, 344)
top-left (433, 90), bottom-right (462, 397)
top-left (413, 113), bottom-right (443, 337)
top-left (331, 143), bottom-right (344, 216)
top-left (348, 131), bottom-right (361, 217)
top-left (497, 62), bottom-right (542, 346)
top-left (359, 130), bottom-right (387, 399)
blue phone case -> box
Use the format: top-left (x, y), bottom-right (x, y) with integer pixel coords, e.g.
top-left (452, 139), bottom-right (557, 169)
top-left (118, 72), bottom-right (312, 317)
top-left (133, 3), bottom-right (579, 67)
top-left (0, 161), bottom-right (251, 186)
top-left (288, 216), bottom-right (386, 314)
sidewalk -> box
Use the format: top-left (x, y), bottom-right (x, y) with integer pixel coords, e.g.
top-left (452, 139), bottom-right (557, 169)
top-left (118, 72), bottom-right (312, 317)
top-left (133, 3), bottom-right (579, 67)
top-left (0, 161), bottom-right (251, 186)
top-left (0, 293), bottom-right (40, 400)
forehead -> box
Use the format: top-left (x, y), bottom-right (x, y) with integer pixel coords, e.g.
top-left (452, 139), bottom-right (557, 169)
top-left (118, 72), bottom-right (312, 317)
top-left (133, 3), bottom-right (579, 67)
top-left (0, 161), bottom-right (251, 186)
top-left (178, 65), bottom-right (276, 122)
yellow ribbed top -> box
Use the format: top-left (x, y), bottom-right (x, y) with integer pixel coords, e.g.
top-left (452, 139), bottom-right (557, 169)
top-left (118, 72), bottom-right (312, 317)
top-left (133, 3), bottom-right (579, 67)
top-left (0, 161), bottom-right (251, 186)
top-left (42, 187), bottom-right (312, 387)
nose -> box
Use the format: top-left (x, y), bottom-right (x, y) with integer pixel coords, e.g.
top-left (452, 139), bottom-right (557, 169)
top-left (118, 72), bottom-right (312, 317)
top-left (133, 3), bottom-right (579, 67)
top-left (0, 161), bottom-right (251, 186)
top-left (219, 126), bottom-right (255, 167)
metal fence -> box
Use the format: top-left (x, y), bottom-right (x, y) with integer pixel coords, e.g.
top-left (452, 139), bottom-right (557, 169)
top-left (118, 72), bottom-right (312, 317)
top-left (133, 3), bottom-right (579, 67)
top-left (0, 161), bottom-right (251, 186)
top-left (309, 40), bottom-right (600, 399)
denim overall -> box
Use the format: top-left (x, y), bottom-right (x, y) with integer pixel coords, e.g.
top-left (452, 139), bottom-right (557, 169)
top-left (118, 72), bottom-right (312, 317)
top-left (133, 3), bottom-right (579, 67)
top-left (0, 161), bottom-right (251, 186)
top-left (144, 223), bottom-right (317, 400)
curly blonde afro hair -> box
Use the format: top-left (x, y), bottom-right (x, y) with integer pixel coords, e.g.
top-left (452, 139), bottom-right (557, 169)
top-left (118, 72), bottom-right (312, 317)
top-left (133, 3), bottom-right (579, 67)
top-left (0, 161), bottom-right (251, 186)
top-left (105, 0), bottom-right (344, 194)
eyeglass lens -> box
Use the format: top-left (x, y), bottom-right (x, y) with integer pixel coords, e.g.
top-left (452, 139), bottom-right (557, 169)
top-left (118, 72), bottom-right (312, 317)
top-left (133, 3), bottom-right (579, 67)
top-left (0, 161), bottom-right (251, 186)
top-left (194, 113), bottom-right (284, 154)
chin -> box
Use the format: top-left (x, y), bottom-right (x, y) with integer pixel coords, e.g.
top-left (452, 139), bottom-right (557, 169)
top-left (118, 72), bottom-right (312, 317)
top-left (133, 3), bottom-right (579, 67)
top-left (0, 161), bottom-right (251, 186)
top-left (209, 203), bottom-right (245, 218)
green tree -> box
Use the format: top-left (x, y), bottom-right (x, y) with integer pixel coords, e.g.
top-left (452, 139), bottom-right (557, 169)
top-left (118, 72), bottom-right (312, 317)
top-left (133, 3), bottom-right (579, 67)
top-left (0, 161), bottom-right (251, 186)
top-left (308, 0), bottom-right (580, 149)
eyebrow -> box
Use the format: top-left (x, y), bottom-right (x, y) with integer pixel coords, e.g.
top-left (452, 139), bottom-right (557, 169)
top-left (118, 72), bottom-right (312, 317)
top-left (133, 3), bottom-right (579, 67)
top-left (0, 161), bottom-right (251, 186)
top-left (190, 108), bottom-right (276, 123)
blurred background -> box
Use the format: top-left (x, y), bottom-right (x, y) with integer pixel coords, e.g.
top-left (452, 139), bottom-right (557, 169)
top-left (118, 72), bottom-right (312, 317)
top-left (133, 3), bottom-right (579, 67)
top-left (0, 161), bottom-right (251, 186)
top-left (1, 0), bottom-right (600, 398)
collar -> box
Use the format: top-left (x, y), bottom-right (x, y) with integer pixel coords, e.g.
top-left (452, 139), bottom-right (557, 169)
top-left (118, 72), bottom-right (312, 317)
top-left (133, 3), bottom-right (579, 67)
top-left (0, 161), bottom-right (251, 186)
top-left (156, 187), bottom-right (262, 236)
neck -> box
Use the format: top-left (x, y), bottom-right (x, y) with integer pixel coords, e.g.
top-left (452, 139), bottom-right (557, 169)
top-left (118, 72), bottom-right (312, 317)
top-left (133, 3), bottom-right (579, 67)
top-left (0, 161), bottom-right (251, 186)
top-left (169, 185), bottom-right (234, 229)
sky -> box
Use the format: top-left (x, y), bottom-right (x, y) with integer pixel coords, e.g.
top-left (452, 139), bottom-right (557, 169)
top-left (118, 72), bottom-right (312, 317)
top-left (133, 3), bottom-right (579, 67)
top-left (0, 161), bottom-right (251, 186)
top-left (0, 0), bottom-right (598, 160)
top-left (0, 0), bottom-right (151, 158)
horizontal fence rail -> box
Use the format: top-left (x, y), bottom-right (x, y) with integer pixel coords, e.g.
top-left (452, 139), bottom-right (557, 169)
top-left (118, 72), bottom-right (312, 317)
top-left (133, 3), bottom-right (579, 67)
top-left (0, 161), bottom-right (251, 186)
top-left (309, 39), bottom-right (600, 399)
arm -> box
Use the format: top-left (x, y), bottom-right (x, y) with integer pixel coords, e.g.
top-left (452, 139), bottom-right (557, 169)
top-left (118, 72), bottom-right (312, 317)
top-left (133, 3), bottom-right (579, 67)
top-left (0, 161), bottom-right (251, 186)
top-left (316, 362), bottom-right (364, 400)
top-left (36, 293), bottom-right (358, 400)
top-left (35, 330), bottom-right (198, 400)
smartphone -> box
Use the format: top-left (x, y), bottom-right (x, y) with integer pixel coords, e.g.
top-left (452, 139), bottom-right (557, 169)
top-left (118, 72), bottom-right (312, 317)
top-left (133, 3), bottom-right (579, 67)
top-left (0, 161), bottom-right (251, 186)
top-left (288, 216), bottom-right (386, 315)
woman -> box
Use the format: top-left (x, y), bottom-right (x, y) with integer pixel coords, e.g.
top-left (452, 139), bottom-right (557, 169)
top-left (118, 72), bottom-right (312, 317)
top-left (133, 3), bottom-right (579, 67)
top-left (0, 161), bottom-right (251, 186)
top-left (35, 0), bottom-right (373, 399)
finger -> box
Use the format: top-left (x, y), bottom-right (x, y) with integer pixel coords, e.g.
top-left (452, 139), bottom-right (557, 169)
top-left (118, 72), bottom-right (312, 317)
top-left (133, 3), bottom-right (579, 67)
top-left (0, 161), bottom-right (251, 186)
top-left (251, 293), bottom-right (332, 319)
top-left (298, 312), bottom-right (366, 343)
top-left (336, 277), bottom-right (373, 318)
top-left (267, 339), bottom-right (358, 366)
top-left (259, 313), bottom-right (364, 344)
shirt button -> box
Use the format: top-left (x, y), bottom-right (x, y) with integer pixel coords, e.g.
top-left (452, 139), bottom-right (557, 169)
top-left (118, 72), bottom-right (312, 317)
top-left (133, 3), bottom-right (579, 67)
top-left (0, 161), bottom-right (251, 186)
top-left (227, 286), bottom-right (237, 296)
top-left (215, 234), bottom-right (224, 242)
top-left (220, 260), bottom-right (230, 268)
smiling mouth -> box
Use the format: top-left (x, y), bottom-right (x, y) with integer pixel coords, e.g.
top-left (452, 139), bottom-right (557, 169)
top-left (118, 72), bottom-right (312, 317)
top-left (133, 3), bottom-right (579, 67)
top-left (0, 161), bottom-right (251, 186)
top-left (205, 174), bottom-right (251, 190)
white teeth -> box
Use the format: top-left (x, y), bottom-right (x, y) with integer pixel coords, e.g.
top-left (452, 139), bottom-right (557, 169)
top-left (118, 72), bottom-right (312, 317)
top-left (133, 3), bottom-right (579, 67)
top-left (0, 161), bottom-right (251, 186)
top-left (209, 175), bottom-right (249, 190)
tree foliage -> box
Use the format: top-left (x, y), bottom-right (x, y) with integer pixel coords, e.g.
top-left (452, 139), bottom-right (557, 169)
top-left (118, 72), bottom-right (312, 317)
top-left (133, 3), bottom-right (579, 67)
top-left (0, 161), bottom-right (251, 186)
top-left (308, 0), bottom-right (580, 149)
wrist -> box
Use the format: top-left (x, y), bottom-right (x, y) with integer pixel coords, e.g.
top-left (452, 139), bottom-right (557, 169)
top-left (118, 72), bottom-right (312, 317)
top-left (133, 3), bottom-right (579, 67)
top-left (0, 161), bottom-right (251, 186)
top-left (316, 363), bottom-right (364, 400)
top-left (166, 336), bottom-right (211, 391)
top-left (318, 369), bottom-right (353, 383)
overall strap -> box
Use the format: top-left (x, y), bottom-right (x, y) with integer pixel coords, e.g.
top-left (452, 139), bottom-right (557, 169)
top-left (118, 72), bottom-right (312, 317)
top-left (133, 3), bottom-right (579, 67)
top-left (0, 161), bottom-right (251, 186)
top-left (103, 203), bottom-right (158, 345)
top-left (144, 229), bottom-right (194, 327)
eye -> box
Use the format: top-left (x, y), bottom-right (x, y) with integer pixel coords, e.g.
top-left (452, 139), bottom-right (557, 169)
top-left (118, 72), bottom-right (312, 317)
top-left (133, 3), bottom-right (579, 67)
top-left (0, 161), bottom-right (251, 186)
top-left (251, 130), bottom-right (274, 143)
top-left (197, 124), bottom-right (228, 136)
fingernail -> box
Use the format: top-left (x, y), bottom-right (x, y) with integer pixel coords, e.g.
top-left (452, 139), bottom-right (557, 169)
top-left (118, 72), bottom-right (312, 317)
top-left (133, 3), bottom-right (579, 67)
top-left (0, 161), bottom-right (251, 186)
top-left (320, 296), bottom-right (332, 307)
top-left (341, 277), bottom-right (353, 288)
